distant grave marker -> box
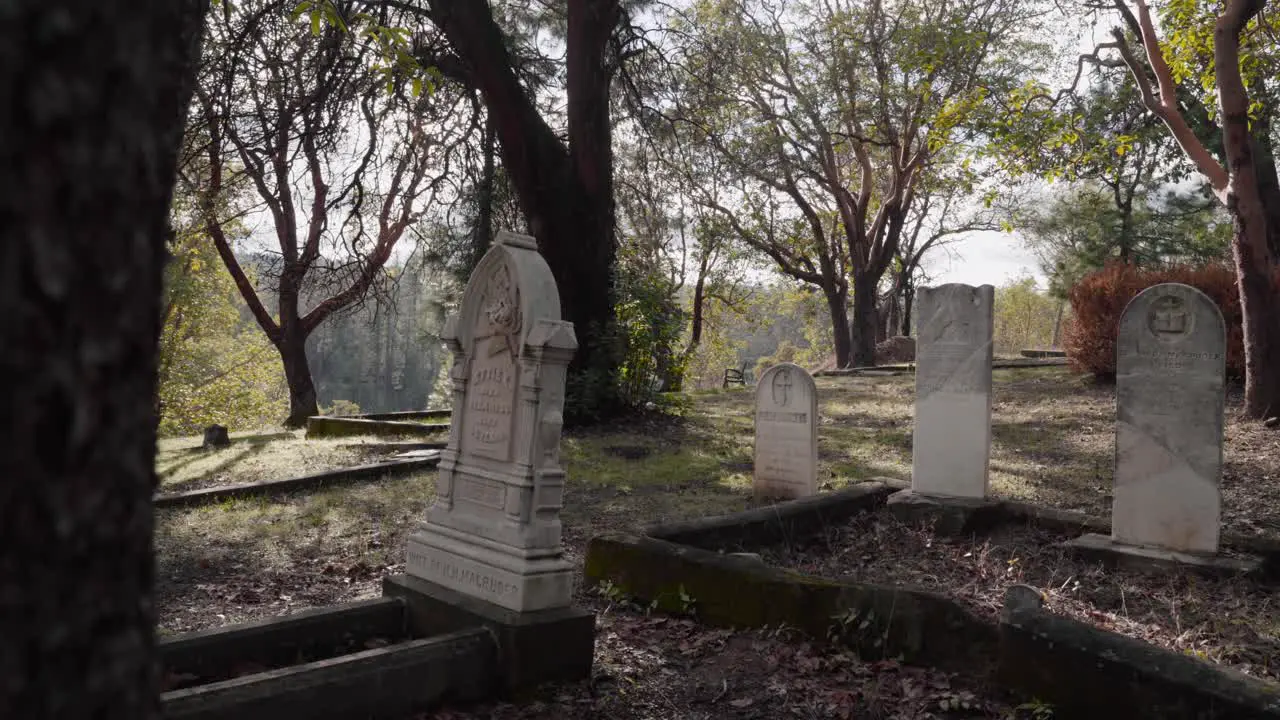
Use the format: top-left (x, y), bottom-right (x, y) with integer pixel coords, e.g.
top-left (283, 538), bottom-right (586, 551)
top-left (910, 283), bottom-right (994, 499)
top-left (405, 231), bottom-right (578, 611)
top-left (753, 363), bottom-right (818, 500)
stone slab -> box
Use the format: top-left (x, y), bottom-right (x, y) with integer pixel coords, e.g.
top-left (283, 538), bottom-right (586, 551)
top-left (753, 363), bottom-right (818, 500)
top-left (886, 489), bottom-right (1004, 536)
top-left (1065, 533), bottom-right (1260, 577)
top-left (383, 574), bottom-right (594, 695)
top-left (162, 628), bottom-right (494, 720)
top-left (911, 283), bottom-right (995, 499)
top-left (1113, 283), bottom-right (1226, 553)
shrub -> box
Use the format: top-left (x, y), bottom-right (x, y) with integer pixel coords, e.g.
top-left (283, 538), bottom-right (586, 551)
top-left (1063, 262), bottom-right (1244, 378)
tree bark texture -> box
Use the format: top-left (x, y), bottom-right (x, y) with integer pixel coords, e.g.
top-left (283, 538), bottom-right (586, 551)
top-left (0, 1), bottom-right (207, 718)
top-left (1216, 0), bottom-right (1280, 418)
top-left (825, 286), bottom-right (853, 369)
top-left (849, 275), bottom-right (880, 367)
top-left (426, 0), bottom-right (622, 422)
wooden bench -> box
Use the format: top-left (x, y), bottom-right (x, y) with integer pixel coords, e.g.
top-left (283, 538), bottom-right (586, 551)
top-left (723, 367), bottom-right (747, 388)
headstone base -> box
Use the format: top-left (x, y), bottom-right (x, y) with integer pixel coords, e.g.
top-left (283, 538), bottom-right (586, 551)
top-left (383, 574), bottom-right (594, 695)
top-left (1065, 533), bottom-right (1261, 577)
top-left (887, 489), bottom-right (1002, 536)
top-left (406, 527), bottom-right (574, 612)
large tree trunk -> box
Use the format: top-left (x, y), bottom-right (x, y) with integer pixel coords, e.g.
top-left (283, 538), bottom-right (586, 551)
top-left (0, 1), bottom-right (207, 717)
top-left (427, 0), bottom-right (622, 423)
top-left (849, 274), bottom-right (879, 367)
top-left (825, 286), bottom-right (853, 369)
top-left (279, 322), bottom-right (319, 427)
top-left (1231, 223), bottom-right (1280, 418)
top-left (1217, 1), bottom-right (1280, 419)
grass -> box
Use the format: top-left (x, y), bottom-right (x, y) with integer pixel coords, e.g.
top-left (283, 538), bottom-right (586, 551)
top-left (155, 431), bottom-right (417, 493)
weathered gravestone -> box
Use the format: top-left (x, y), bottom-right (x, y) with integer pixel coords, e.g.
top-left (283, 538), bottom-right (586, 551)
top-left (910, 283), bottom-right (995, 499)
top-left (753, 363), bottom-right (818, 500)
top-left (404, 230), bottom-right (578, 612)
top-left (1112, 283), bottom-right (1225, 553)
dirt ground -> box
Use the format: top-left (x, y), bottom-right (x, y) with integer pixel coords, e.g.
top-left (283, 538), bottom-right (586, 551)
top-left (154, 367), bottom-right (1280, 717)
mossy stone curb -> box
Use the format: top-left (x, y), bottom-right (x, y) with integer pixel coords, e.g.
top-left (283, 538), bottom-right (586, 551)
top-left (584, 533), bottom-right (997, 675)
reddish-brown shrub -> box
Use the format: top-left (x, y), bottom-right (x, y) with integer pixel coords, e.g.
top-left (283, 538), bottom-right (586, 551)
top-left (1063, 262), bottom-right (1245, 378)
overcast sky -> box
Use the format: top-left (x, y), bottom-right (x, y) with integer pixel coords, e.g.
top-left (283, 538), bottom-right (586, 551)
top-left (923, 230), bottom-right (1046, 289)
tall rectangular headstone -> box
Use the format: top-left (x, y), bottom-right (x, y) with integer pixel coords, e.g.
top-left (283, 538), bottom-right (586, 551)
top-left (911, 283), bottom-right (995, 499)
top-left (1113, 283), bottom-right (1225, 553)
top-left (753, 363), bottom-right (818, 500)
top-left (405, 231), bottom-right (578, 612)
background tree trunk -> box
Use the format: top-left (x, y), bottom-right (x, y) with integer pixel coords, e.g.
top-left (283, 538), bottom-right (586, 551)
top-left (279, 326), bottom-right (320, 426)
top-left (0, 1), bottom-right (207, 717)
top-left (849, 275), bottom-right (879, 366)
top-left (824, 286), bottom-right (853, 368)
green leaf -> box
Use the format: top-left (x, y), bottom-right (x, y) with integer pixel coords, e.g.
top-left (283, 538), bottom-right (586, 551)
top-left (310, 11), bottom-right (321, 36)
top-left (411, 77), bottom-right (422, 98)
top-left (290, 0), bottom-right (313, 21)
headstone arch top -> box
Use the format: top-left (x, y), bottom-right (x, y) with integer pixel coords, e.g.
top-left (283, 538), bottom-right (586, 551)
top-left (1113, 282), bottom-right (1225, 553)
top-left (753, 363), bottom-right (818, 500)
top-left (407, 230), bottom-right (579, 612)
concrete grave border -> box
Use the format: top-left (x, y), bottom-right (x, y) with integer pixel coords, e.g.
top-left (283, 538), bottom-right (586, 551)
top-left (160, 597), bottom-right (495, 720)
top-left (305, 415), bottom-right (451, 439)
top-left (813, 357), bottom-right (1069, 377)
top-left (154, 455), bottom-right (440, 509)
top-left (584, 480), bottom-right (1280, 719)
top-left (158, 576), bottom-right (593, 720)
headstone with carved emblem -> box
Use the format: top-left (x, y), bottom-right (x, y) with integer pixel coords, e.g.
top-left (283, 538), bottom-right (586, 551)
top-left (1112, 283), bottom-right (1225, 553)
top-left (911, 283), bottom-right (995, 499)
top-left (753, 363), bottom-right (818, 500)
top-left (405, 230), bottom-right (578, 611)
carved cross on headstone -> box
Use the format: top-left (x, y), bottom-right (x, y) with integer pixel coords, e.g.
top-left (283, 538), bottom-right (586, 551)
top-left (771, 368), bottom-right (793, 407)
top-left (1149, 296), bottom-right (1189, 336)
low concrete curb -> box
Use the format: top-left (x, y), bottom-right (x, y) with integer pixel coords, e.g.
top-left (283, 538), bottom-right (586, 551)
top-left (154, 456), bottom-right (439, 509)
top-left (584, 533), bottom-right (997, 675)
top-left (645, 478), bottom-right (907, 550)
top-left (161, 598), bottom-right (407, 683)
top-left (586, 479), bottom-right (1280, 717)
top-left (814, 358), bottom-right (1068, 377)
top-left (354, 409), bottom-right (452, 422)
top-left (999, 585), bottom-right (1280, 719)
top-left (306, 416), bottom-right (450, 439)
top-left (162, 628), bottom-right (494, 720)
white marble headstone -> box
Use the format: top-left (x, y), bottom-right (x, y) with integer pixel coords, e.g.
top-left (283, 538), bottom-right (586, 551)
top-left (1113, 283), bottom-right (1225, 553)
top-left (405, 231), bottom-right (578, 612)
top-left (911, 283), bottom-right (995, 499)
top-left (753, 363), bottom-right (818, 500)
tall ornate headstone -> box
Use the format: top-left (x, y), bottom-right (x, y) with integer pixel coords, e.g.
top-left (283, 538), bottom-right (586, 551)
top-left (405, 231), bottom-right (577, 612)
top-left (1112, 283), bottom-right (1225, 553)
top-left (753, 363), bottom-right (818, 500)
top-left (910, 283), bottom-right (995, 499)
